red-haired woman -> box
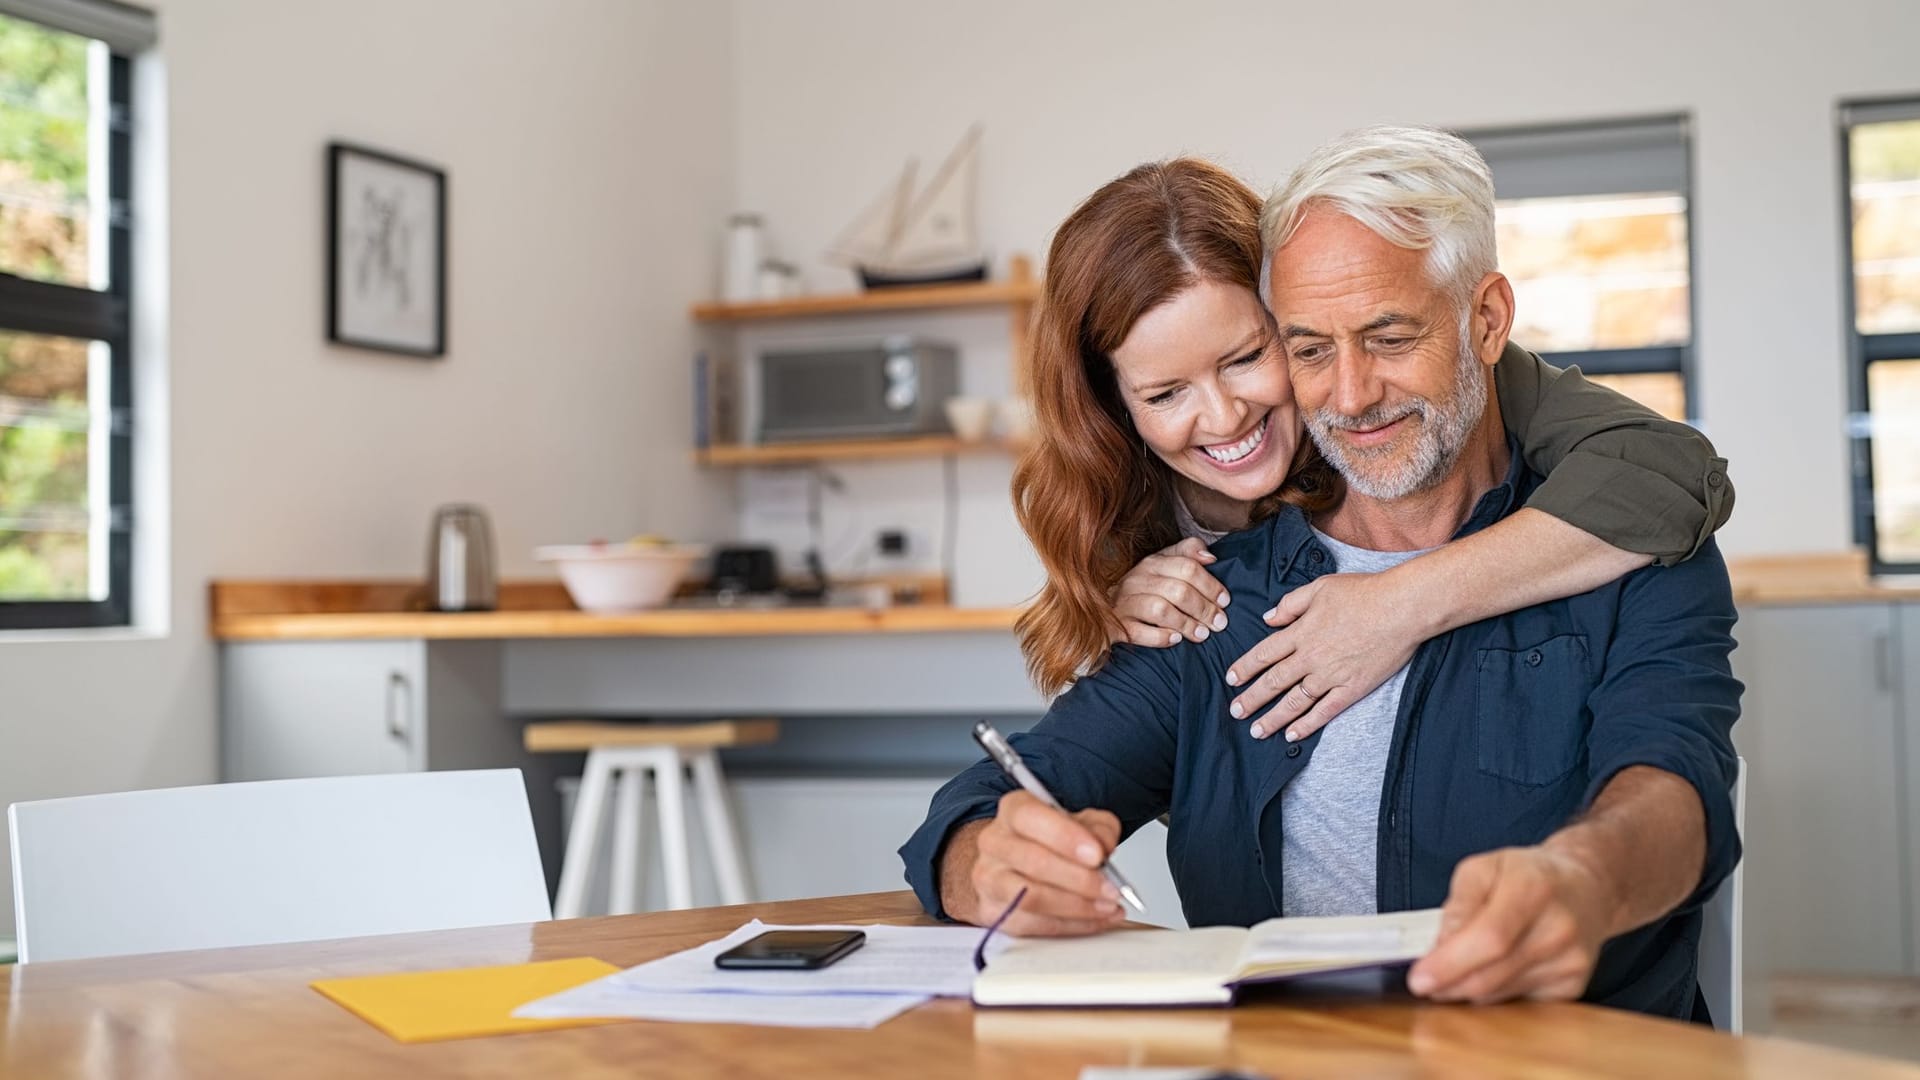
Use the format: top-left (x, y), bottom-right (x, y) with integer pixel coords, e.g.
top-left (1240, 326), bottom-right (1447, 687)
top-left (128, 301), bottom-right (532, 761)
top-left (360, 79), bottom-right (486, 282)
top-left (1013, 158), bottom-right (1729, 738)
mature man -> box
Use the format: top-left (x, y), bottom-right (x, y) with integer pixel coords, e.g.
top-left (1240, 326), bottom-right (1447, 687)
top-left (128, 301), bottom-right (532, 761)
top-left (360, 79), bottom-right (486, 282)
top-left (899, 126), bottom-right (1741, 1020)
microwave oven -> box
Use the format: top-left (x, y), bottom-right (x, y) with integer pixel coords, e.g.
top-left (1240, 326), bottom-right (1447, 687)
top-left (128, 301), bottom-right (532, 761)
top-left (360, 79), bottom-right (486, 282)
top-left (752, 337), bottom-right (958, 443)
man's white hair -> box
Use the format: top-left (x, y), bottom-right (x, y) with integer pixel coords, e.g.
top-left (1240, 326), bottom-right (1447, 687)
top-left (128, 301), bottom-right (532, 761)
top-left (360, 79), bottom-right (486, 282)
top-left (1259, 124), bottom-right (1497, 306)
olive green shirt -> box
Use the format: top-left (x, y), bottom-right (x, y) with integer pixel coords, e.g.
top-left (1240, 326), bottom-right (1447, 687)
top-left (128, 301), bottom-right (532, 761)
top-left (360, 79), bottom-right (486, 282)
top-left (1494, 341), bottom-right (1731, 566)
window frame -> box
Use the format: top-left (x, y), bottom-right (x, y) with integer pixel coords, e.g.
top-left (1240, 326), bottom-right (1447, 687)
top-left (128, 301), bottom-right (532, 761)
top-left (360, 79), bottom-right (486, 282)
top-left (1461, 114), bottom-right (1700, 421)
top-left (0, 37), bottom-right (134, 630)
top-left (1839, 95), bottom-right (1920, 576)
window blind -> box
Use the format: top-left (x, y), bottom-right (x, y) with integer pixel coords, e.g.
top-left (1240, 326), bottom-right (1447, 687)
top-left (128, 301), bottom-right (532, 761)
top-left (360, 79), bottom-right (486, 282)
top-left (0, 0), bottom-right (154, 52)
top-left (1841, 98), bottom-right (1920, 128)
top-left (1463, 116), bottom-right (1690, 201)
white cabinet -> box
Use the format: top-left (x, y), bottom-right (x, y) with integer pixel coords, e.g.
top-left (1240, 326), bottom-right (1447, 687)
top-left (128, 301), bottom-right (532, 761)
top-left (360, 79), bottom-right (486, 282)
top-left (223, 641), bottom-right (426, 780)
top-left (222, 639), bottom-right (523, 781)
top-left (1734, 603), bottom-right (1912, 978)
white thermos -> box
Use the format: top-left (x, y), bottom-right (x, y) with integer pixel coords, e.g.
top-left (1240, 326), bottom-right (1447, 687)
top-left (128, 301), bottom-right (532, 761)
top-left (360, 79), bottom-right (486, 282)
top-left (722, 213), bottom-right (765, 302)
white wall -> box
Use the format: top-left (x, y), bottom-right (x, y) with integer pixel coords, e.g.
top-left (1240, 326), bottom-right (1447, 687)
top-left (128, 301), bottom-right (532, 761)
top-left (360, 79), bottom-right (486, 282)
top-left (729, 0), bottom-right (1920, 564)
top-left (0, 0), bottom-right (736, 932)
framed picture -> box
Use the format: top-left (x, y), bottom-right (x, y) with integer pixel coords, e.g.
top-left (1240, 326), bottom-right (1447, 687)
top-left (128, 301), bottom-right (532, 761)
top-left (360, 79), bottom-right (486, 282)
top-left (327, 142), bottom-right (446, 357)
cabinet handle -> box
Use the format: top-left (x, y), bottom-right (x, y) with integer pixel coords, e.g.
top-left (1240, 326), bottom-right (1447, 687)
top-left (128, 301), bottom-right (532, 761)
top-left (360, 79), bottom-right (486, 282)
top-left (1873, 631), bottom-right (1893, 694)
top-left (386, 671), bottom-right (413, 744)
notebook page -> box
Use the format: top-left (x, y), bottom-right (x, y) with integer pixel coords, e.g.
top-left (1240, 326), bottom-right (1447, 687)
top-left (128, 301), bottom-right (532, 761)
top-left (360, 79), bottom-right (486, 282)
top-left (972, 927), bottom-right (1248, 1006)
top-left (1236, 908), bottom-right (1443, 977)
top-left (987, 926), bottom-right (1249, 979)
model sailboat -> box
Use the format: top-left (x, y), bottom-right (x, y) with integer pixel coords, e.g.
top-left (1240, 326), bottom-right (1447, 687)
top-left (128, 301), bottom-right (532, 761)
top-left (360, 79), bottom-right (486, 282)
top-left (828, 127), bottom-right (987, 289)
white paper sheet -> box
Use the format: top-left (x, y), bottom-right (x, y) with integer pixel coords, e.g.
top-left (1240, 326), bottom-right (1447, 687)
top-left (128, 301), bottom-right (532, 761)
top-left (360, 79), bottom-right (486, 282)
top-left (1079, 1071), bottom-right (1247, 1080)
top-left (609, 919), bottom-right (992, 998)
top-left (511, 919), bottom-right (992, 1030)
top-left (514, 980), bottom-right (927, 1029)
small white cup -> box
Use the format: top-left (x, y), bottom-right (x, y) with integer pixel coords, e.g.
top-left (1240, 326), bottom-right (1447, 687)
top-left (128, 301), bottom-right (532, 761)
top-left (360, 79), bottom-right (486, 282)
top-left (944, 397), bottom-right (994, 442)
top-left (998, 397), bottom-right (1035, 443)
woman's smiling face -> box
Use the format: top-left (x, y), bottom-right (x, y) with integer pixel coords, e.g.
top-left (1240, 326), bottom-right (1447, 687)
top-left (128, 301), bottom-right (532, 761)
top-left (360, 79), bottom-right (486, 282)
top-left (1108, 279), bottom-right (1301, 517)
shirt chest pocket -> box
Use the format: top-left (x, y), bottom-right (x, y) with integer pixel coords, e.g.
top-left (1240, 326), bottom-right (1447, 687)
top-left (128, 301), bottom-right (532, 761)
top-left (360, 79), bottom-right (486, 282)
top-left (1475, 634), bottom-right (1591, 787)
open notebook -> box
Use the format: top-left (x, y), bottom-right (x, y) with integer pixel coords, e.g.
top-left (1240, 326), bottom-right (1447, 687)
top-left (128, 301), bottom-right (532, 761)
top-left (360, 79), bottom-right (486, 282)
top-left (972, 909), bottom-right (1442, 1007)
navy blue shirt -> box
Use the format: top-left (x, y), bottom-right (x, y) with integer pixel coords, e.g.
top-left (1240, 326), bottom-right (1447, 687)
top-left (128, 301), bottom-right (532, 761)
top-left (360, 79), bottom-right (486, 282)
top-left (900, 444), bottom-right (1743, 1021)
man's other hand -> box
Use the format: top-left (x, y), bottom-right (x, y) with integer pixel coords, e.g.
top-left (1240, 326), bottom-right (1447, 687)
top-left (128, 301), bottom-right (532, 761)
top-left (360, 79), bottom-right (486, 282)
top-left (1406, 846), bottom-right (1616, 1004)
top-left (939, 791), bottom-right (1127, 937)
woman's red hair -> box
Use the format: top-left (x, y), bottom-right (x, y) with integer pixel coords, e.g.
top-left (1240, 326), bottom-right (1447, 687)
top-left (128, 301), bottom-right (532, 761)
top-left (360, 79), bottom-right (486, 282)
top-left (1012, 159), bottom-right (1336, 695)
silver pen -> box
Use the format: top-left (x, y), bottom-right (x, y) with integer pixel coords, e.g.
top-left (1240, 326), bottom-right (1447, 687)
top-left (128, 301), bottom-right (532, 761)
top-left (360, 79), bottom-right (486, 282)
top-left (970, 720), bottom-right (1147, 914)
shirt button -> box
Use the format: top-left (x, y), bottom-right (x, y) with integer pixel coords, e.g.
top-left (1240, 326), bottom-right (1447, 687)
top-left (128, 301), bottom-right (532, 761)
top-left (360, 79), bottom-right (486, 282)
top-left (1254, 850), bottom-right (1263, 863)
top-left (1286, 744), bottom-right (1302, 758)
top-left (1308, 548), bottom-right (1325, 564)
top-left (1707, 470), bottom-right (1725, 489)
top-left (1527, 649), bottom-right (1543, 667)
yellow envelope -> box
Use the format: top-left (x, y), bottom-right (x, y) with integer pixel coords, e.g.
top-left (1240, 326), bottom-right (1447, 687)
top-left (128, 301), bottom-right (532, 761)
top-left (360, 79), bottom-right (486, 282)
top-left (313, 956), bottom-right (622, 1043)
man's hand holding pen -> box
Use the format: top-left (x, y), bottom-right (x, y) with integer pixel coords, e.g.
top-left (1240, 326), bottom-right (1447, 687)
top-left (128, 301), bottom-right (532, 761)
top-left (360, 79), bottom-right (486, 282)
top-left (938, 791), bottom-right (1130, 937)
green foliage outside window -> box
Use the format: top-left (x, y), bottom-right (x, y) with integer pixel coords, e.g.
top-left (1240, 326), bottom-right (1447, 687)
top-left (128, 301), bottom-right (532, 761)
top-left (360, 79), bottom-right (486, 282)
top-left (0, 13), bottom-right (93, 601)
top-left (1, 12), bottom-right (89, 284)
top-left (1850, 119), bottom-right (1920, 564)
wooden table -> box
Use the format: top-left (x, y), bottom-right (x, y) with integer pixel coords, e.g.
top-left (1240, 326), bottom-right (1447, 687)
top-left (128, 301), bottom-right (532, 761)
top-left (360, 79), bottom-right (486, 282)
top-left (6, 891), bottom-right (1917, 1079)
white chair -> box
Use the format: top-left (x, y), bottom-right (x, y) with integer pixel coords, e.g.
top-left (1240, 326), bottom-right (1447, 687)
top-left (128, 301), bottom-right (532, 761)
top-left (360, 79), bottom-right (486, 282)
top-left (8, 769), bottom-right (550, 964)
top-left (1698, 757), bottom-right (1748, 1032)
top-left (526, 719), bottom-right (776, 918)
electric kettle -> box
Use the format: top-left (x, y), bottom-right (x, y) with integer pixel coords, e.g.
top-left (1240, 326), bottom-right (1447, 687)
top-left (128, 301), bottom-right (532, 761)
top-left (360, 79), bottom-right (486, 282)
top-left (426, 503), bottom-right (497, 611)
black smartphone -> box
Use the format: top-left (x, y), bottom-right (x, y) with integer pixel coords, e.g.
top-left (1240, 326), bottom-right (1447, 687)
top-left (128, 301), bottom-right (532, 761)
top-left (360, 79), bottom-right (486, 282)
top-left (713, 930), bottom-right (866, 970)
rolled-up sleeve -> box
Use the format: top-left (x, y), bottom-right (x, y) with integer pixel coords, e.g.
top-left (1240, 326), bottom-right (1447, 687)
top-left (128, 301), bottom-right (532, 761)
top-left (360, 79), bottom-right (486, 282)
top-left (1495, 345), bottom-right (1734, 566)
top-left (1580, 539), bottom-right (1744, 910)
top-left (898, 643), bottom-right (1185, 920)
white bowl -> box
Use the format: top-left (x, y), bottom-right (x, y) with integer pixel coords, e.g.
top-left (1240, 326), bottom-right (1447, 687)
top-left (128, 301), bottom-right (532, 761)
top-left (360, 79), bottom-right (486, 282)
top-left (535, 543), bottom-right (708, 612)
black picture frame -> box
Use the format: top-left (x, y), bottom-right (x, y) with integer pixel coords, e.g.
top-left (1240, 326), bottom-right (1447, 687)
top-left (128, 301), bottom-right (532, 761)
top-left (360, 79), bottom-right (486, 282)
top-left (326, 141), bottom-right (447, 358)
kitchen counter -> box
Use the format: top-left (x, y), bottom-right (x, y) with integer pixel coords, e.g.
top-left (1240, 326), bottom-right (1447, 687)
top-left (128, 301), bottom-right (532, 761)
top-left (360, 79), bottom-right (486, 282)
top-left (209, 581), bottom-right (1025, 641)
top-left (1728, 550), bottom-right (1920, 606)
top-left (209, 553), bottom-right (1917, 642)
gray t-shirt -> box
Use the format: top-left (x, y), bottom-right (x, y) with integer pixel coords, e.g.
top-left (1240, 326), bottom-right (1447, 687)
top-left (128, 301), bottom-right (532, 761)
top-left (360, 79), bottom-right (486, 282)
top-left (1279, 527), bottom-right (1433, 917)
top-left (1172, 493), bottom-right (1230, 546)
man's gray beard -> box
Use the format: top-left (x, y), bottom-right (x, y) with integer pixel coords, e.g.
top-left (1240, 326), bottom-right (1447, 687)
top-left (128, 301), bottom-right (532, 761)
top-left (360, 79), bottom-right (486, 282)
top-left (1306, 323), bottom-right (1488, 501)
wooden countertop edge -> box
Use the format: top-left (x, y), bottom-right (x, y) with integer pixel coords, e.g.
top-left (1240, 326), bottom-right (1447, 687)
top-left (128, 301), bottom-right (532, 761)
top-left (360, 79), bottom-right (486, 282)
top-left (1731, 583), bottom-right (1920, 605)
top-left (1727, 549), bottom-right (1920, 606)
top-left (207, 552), bottom-right (1920, 641)
top-left (212, 604), bottom-right (1027, 641)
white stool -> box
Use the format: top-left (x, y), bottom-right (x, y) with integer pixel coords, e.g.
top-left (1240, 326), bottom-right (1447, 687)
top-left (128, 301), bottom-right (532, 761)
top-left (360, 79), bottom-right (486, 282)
top-left (526, 719), bottom-right (778, 918)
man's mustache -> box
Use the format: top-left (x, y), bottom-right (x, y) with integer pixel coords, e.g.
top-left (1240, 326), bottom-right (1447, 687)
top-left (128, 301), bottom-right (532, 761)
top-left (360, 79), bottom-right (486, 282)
top-left (1309, 399), bottom-right (1431, 433)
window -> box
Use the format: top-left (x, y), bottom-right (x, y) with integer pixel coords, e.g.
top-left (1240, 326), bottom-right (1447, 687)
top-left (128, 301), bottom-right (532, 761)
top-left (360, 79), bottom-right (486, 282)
top-left (0, 0), bottom-right (154, 629)
top-left (1463, 117), bottom-right (1696, 422)
top-left (1842, 98), bottom-right (1920, 573)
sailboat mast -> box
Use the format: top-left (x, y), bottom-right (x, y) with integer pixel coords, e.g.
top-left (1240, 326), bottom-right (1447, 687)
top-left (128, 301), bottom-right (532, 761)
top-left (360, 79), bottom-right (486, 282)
top-left (825, 159), bottom-right (918, 267)
top-left (885, 125), bottom-right (981, 269)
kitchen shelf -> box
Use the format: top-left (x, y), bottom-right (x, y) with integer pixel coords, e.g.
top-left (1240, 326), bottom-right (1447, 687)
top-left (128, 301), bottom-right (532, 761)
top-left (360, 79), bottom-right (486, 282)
top-left (693, 435), bottom-right (1017, 467)
top-left (688, 254), bottom-right (1039, 468)
top-left (689, 255), bottom-right (1037, 323)
top-left (690, 279), bottom-right (1037, 322)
